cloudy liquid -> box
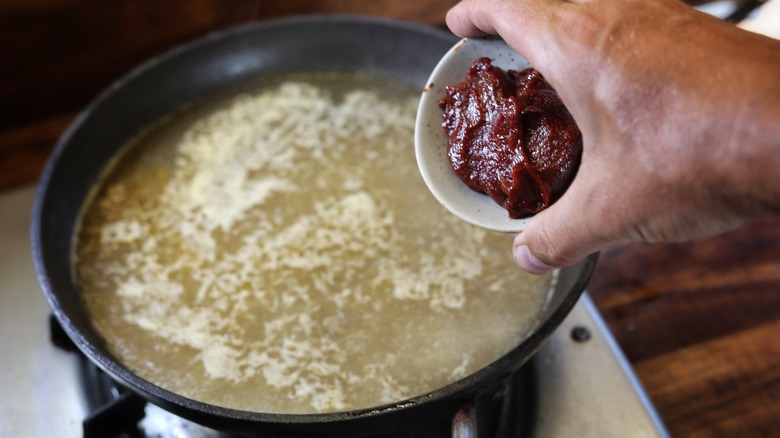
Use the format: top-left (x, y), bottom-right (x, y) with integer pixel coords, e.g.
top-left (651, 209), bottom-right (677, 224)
top-left (75, 73), bottom-right (552, 414)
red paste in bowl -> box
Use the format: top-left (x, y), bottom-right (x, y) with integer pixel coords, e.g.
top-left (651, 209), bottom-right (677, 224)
top-left (439, 57), bottom-right (582, 219)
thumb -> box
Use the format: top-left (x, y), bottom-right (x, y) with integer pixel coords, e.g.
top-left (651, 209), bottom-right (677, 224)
top-left (511, 178), bottom-right (608, 274)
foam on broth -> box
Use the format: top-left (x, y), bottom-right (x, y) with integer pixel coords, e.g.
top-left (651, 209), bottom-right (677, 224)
top-left (75, 73), bottom-right (552, 414)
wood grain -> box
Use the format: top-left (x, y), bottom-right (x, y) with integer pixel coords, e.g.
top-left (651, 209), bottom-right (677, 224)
top-left (0, 0), bottom-right (457, 188)
top-left (3, 1), bottom-right (780, 436)
top-left (589, 220), bottom-right (780, 437)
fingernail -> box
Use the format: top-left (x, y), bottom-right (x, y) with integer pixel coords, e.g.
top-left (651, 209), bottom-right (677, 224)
top-left (513, 245), bottom-right (554, 275)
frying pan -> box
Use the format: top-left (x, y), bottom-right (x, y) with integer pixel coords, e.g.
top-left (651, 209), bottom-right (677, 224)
top-left (32, 16), bottom-right (598, 437)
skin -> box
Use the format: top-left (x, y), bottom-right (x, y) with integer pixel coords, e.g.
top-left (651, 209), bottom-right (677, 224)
top-left (446, 0), bottom-right (780, 274)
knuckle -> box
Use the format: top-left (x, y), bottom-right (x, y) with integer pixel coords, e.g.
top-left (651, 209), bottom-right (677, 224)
top-left (529, 222), bottom-right (577, 268)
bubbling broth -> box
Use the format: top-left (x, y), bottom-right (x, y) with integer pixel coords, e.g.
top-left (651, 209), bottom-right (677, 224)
top-left (75, 73), bottom-right (552, 414)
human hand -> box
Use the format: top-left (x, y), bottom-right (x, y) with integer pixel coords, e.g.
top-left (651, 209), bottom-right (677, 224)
top-left (446, 0), bottom-right (780, 274)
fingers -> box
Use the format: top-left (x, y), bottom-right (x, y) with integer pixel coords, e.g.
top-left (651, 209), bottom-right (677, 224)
top-left (512, 213), bottom-right (598, 275)
top-left (511, 174), bottom-right (614, 274)
top-left (447, 0), bottom-right (545, 36)
top-left (512, 243), bottom-right (555, 275)
top-left (445, 1), bottom-right (496, 37)
top-left (445, 0), bottom-right (559, 70)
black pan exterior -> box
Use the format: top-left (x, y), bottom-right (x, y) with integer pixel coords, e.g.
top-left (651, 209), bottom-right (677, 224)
top-left (32, 16), bottom-right (597, 437)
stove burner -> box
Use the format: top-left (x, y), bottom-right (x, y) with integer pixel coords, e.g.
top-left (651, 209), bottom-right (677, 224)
top-left (48, 314), bottom-right (535, 437)
top-left (50, 315), bottom-right (146, 438)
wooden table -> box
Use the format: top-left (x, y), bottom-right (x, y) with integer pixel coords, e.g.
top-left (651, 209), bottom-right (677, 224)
top-left (3, 1), bottom-right (779, 436)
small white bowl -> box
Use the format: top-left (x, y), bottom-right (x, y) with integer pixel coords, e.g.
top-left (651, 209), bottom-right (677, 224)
top-left (415, 37), bottom-right (533, 233)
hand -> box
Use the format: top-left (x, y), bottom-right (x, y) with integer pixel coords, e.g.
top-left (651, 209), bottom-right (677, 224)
top-left (446, 0), bottom-right (780, 274)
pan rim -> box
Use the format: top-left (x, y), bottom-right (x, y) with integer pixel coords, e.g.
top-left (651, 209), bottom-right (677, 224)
top-left (31, 14), bottom-right (598, 428)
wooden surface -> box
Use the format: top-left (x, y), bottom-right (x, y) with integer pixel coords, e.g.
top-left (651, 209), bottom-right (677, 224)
top-left (3, 1), bottom-right (780, 436)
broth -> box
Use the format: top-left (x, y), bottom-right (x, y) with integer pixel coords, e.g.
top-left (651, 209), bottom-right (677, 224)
top-left (75, 73), bottom-right (552, 414)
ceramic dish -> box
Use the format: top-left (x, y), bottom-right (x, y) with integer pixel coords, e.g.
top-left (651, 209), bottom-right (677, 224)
top-left (415, 37), bottom-right (533, 233)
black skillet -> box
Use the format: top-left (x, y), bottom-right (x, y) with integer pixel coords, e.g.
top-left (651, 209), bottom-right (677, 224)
top-left (32, 16), bottom-right (597, 437)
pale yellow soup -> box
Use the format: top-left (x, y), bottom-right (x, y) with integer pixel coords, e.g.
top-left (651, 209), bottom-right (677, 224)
top-left (75, 73), bottom-right (552, 414)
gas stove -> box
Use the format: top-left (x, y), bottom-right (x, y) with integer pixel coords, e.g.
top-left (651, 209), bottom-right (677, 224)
top-left (0, 185), bottom-right (668, 437)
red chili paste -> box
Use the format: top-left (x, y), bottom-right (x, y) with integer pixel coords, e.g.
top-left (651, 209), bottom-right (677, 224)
top-left (439, 58), bottom-right (582, 218)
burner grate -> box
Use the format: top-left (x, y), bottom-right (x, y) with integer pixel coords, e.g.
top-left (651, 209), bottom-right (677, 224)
top-left (47, 315), bottom-right (536, 437)
top-left (50, 315), bottom-right (147, 438)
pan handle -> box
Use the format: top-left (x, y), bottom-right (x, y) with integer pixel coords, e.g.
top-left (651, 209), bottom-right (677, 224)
top-left (452, 404), bottom-right (477, 438)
